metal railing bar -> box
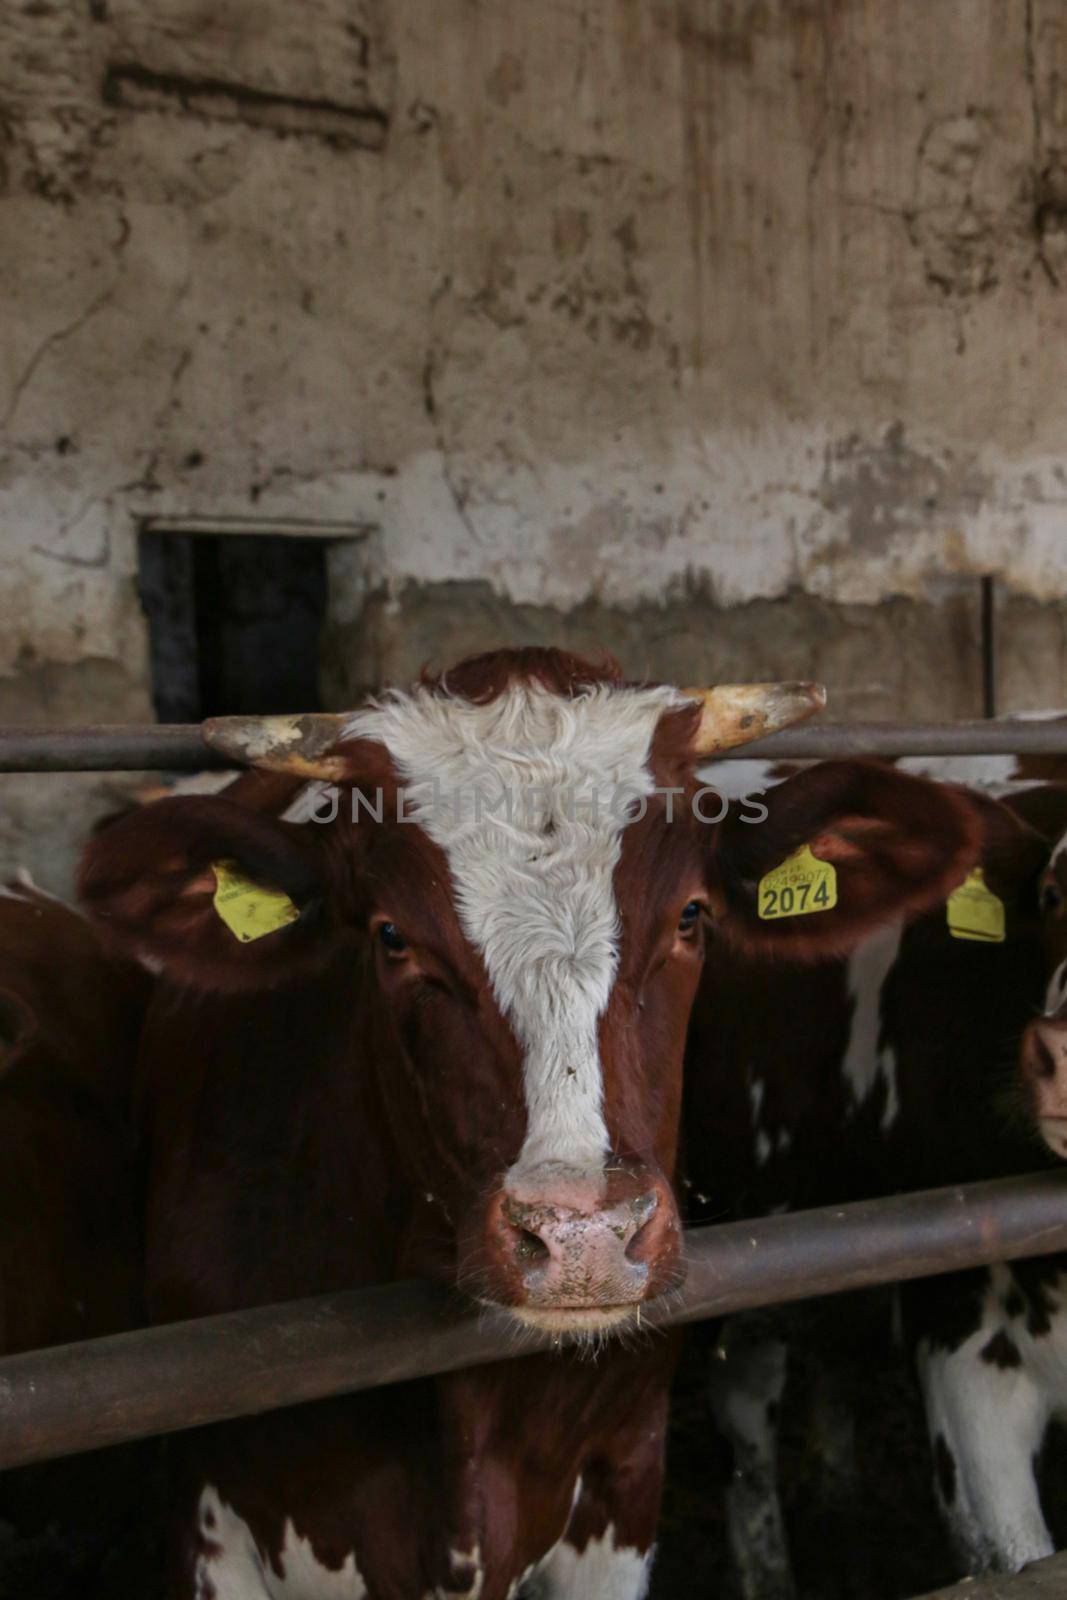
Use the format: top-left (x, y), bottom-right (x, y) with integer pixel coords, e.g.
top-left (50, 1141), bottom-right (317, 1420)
top-left (1, 1169), bottom-right (1065, 1470)
top-left (0, 725), bottom-right (228, 773)
top-left (1, 718), bottom-right (1067, 773)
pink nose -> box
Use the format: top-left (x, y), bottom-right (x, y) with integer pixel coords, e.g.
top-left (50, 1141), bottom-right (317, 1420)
top-left (1021, 1016), bottom-right (1067, 1155)
top-left (483, 1162), bottom-right (680, 1311)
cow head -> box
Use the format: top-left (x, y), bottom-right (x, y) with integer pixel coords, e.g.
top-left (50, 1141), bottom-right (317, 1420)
top-left (80, 649), bottom-right (980, 1338)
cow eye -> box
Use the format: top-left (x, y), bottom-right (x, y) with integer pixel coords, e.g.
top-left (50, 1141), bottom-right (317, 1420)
top-left (1042, 881), bottom-right (1064, 915)
top-left (678, 900), bottom-right (702, 934)
top-left (377, 921), bottom-right (409, 954)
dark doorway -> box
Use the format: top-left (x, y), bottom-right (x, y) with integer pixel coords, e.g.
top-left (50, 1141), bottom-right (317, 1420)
top-left (138, 530), bottom-right (328, 722)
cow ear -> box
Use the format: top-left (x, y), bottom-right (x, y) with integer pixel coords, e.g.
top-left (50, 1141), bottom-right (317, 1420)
top-left (710, 761), bottom-right (983, 961)
top-left (78, 796), bottom-right (344, 990)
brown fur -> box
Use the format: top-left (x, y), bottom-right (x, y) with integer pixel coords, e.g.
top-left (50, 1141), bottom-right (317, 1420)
top-left (0, 884), bottom-right (151, 1590)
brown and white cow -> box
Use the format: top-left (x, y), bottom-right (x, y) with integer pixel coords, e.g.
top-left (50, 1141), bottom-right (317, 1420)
top-left (79, 649), bottom-right (981, 1600)
top-left (0, 877), bottom-right (149, 1592)
top-left (685, 764), bottom-right (1067, 1588)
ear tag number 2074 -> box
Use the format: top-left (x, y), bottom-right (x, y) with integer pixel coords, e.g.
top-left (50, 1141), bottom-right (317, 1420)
top-left (758, 845), bottom-right (837, 922)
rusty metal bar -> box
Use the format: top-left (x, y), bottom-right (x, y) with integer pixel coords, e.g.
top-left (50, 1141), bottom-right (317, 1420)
top-left (753, 718), bottom-right (1067, 761)
top-left (0, 725), bottom-right (227, 773)
top-left (1, 717), bottom-right (1067, 772)
top-left (1, 1170), bottom-right (1066, 1470)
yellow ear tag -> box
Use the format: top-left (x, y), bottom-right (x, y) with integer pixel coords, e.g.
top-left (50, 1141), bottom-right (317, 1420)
top-left (946, 868), bottom-right (1005, 943)
top-left (211, 861), bottom-right (300, 943)
top-left (758, 844), bottom-right (837, 921)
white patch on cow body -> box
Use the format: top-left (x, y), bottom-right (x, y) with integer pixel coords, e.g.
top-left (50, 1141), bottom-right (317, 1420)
top-left (749, 1073), bottom-right (791, 1164)
top-left (501, 1477), bottom-right (584, 1599)
top-left (897, 724), bottom-right (1067, 799)
top-left (703, 733), bottom-right (1063, 811)
top-left (841, 921), bottom-right (904, 1123)
top-left (749, 1071), bottom-right (769, 1164)
top-left (695, 758), bottom-right (780, 801)
top-left (422, 1544), bottom-right (485, 1600)
top-left (898, 755), bottom-right (1022, 790)
top-left (195, 1486), bottom-right (366, 1600)
top-left (522, 1527), bottom-right (651, 1599)
top-left (1046, 958), bottom-right (1067, 1017)
top-left (344, 681), bottom-right (682, 1172)
top-left (917, 1267), bottom-right (1065, 1572)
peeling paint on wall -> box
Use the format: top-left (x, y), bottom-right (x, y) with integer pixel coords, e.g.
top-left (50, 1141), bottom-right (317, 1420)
top-left (4, 2), bottom-right (1067, 635)
top-left (5, 1), bottom-right (1067, 887)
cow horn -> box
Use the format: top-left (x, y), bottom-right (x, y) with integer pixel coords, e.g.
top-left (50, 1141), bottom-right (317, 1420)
top-left (202, 713), bottom-right (352, 779)
top-left (682, 682), bottom-right (826, 756)
top-left (203, 683), bottom-right (826, 774)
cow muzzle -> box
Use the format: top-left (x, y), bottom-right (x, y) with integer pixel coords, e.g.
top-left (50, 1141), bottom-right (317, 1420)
top-left (477, 1161), bottom-right (682, 1335)
top-left (1021, 1016), bottom-right (1067, 1158)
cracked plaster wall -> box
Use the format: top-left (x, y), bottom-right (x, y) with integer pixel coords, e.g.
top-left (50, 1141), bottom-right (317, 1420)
top-left (4, 0), bottom-right (1067, 884)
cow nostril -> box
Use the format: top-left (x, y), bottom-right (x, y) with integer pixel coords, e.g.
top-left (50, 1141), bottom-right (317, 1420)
top-left (514, 1227), bottom-right (550, 1266)
top-left (624, 1193), bottom-right (660, 1264)
top-left (626, 1221), bottom-right (653, 1263)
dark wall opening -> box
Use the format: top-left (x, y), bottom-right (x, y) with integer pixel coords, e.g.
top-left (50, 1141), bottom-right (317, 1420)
top-left (138, 530), bottom-right (328, 722)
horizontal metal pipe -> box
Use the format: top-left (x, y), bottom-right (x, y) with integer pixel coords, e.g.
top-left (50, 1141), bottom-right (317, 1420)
top-left (1, 717), bottom-right (1067, 772)
top-left (0, 725), bottom-right (227, 773)
top-left (751, 718), bottom-right (1067, 760)
top-left (1, 1170), bottom-right (1065, 1471)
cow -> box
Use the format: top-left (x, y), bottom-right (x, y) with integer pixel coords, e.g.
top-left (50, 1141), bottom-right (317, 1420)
top-left (78, 648), bottom-right (983, 1600)
top-left (1020, 811), bottom-right (1067, 1156)
top-left (0, 877), bottom-right (150, 1594)
top-left (938, 812), bottom-right (1067, 1572)
top-left (685, 763), bottom-right (1067, 1591)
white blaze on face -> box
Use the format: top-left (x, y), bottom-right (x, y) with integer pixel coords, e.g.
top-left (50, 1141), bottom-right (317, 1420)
top-left (344, 682), bottom-right (683, 1173)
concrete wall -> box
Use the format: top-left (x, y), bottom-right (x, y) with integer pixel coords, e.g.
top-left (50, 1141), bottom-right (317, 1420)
top-left (3, 0), bottom-right (1067, 885)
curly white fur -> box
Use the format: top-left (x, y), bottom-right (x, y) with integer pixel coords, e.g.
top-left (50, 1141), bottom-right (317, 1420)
top-left (344, 681), bottom-right (683, 1173)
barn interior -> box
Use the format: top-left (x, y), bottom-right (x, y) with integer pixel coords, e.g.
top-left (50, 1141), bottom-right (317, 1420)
top-left (4, 3), bottom-right (1067, 1598)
